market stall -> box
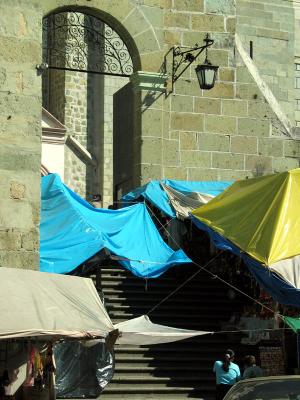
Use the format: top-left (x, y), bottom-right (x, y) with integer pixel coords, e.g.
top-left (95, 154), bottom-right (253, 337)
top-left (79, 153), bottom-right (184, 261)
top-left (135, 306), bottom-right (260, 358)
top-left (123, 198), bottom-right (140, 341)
top-left (192, 169), bottom-right (300, 308)
top-left (0, 267), bottom-right (211, 399)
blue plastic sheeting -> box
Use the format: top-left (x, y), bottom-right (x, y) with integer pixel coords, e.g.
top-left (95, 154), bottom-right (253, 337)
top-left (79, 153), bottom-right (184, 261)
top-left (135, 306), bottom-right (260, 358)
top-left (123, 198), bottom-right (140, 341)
top-left (40, 174), bottom-right (191, 277)
top-left (122, 180), bottom-right (233, 218)
top-left (191, 216), bottom-right (300, 308)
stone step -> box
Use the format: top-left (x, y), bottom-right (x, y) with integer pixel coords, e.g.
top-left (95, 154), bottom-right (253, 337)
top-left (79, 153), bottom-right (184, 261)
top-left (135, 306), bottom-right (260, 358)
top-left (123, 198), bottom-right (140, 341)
top-left (95, 262), bottom-right (241, 400)
top-left (102, 383), bottom-right (215, 396)
top-left (115, 342), bottom-right (224, 354)
top-left (113, 361), bottom-right (210, 369)
top-left (97, 267), bottom-right (207, 275)
top-left (103, 383), bottom-right (212, 392)
top-left (99, 394), bottom-right (210, 400)
top-left (115, 354), bottom-right (215, 362)
top-left (100, 280), bottom-right (226, 289)
top-left (106, 302), bottom-right (231, 318)
top-left (115, 348), bottom-right (222, 359)
top-left (90, 268), bottom-right (125, 275)
top-left (110, 307), bottom-right (230, 316)
top-left (104, 295), bottom-right (233, 304)
top-left (114, 365), bottom-right (211, 372)
top-left (111, 375), bottom-right (214, 383)
top-left (102, 287), bottom-right (230, 297)
top-left (99, 274), bottom-right (174, 282)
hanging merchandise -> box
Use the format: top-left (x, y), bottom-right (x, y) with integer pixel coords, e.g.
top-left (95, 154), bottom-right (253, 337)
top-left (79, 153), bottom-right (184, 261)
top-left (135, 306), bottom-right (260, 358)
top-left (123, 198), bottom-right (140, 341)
top-left (21, 342), bottom-right (56, 400)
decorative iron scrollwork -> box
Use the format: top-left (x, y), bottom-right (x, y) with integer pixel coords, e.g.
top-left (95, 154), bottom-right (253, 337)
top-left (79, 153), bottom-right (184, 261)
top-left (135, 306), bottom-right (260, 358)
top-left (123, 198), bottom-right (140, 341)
top-left (43, 12), bottom-right (134, 77)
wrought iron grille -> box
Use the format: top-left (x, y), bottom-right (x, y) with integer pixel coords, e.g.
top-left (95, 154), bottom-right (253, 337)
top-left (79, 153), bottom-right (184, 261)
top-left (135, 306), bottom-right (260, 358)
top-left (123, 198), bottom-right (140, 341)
top-left (42, 11), bottom-right (134, 77)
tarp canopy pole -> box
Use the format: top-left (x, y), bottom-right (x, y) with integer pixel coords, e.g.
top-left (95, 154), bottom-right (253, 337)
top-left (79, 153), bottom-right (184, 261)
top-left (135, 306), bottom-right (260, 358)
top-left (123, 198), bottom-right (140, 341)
top-left (297, 331), bottom-right (300, 371)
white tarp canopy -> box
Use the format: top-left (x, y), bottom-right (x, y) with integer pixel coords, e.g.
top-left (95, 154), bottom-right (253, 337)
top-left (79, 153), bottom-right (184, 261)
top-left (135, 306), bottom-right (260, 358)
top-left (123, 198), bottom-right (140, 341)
top-left (269, 255), bottom-right (300, 289)
top-left (115, 315), bottom-right (211, 345)
top-left (0, 268), bottom-right (211, 345)
top-left (0, 267), bottom-right (114, 339)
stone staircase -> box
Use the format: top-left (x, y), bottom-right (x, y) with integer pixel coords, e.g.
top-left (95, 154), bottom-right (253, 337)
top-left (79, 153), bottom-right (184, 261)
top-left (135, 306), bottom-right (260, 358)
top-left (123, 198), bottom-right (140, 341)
top-left (95, 264), bottom-right (244, 400)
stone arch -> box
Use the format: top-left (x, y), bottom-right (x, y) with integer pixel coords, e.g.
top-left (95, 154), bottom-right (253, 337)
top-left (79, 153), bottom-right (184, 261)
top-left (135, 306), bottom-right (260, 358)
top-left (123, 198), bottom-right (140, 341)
top-left (41, 0), bottom-right (162, 71)
top-left (41, 2), bottom-right (150, 205)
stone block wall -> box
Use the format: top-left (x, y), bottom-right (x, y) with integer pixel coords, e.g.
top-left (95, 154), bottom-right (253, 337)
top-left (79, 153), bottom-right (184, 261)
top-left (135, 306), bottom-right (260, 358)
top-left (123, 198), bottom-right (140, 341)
top-left (47, 69), bottom-right (66, 126)
top-left (236, 0), bottom-right (295, 121)
top-left (43, 10), bottom-right (130, 204)
top-left (259, 346), bottom-right (285, 375)
top-left (1, 0), bottom-right (300, 273)
top-left (0, 1), bottom-right (42, 270)
top-left (295, 63), bottom-right (300, 127)
top-left (138, 0), bottom-right (299, 183)
top-left (63, 71), bottom-right (89, 197)
top-left (102, 75), bottom-right (129, 206)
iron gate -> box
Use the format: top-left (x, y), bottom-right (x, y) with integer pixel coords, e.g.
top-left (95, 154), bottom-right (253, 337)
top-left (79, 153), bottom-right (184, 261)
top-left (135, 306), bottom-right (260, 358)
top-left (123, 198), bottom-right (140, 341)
top-left (42, 11), bottom-right (134, 77)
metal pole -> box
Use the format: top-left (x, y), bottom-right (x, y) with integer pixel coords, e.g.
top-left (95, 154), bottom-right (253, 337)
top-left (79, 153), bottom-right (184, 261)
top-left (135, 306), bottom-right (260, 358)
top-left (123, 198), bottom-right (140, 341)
top-left (297, 330), bottom-right (300, 371)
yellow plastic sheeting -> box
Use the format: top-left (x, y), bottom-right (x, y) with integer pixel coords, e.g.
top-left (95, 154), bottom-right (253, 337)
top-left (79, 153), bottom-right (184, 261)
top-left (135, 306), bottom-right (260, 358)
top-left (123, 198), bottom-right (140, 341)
top-left (192, 169), bottom-right (300, 266)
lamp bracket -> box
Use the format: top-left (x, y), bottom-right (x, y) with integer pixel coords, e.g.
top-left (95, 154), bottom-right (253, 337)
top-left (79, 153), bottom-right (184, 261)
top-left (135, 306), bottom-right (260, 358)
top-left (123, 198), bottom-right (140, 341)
top-left (168, 33), bottom-right (214, 93)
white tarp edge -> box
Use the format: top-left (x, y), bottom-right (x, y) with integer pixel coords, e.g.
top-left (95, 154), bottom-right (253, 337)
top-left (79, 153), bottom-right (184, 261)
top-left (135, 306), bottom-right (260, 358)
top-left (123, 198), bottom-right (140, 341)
top-left (162, 183), bottom-right (214, 220)
top-left (115, 315), bottom-right (212, 345)
top-left (270, 255), bottom-right (300, 289)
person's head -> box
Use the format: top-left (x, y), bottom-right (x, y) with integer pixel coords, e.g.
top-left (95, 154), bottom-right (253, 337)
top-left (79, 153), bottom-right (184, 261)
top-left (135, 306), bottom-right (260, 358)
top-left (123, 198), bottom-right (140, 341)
top-left (222, 349), bottom-right (235, 372)
top-left (92, 194), bottom-right (102, 201)
top-left (244, 355), bottom-right (256, 367)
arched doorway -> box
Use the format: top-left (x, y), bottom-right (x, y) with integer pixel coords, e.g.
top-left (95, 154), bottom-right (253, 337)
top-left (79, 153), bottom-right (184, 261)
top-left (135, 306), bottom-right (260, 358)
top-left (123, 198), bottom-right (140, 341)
top-left (42, 9), bottom-right (138, 206)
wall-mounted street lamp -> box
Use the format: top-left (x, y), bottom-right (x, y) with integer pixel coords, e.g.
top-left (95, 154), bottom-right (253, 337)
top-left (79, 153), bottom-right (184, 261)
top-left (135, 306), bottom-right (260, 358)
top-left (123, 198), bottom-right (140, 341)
top-left (167, 33), bottom-right (219, 93)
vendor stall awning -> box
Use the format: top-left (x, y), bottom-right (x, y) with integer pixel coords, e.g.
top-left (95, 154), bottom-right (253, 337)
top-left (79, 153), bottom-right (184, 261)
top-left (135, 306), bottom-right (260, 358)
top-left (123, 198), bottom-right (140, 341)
top-left (115, 315), bottom-right (211, 345)
top-left (0, 267), bottom-right (211, 344)
top-left (283, 316), bottom-right (300, 333)
top-left (122, 179), bottom-right (233, 218)
top-left (191, 169), bottom-right (300, 308)
top-left (192, 169), bottom-right (300, 266)
top-left (40, 174), bottom-right (191, 278)
top-left (0, 267), bottom-right (114, 339)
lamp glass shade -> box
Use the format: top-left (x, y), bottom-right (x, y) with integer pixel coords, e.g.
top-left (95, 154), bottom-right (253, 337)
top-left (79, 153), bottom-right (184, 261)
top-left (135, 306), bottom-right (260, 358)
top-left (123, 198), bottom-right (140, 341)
top-left (195, 63), bottom-right (218, 90)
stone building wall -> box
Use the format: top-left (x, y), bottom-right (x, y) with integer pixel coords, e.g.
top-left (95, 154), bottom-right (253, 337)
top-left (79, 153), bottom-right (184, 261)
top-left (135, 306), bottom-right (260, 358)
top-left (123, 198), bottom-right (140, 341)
top-left (236, 0), bottom-right (295, 121)
top-left (0, 1), bottom-right (41, 270)
top-left (63, 71), bottom-right (88, 197)
top-left (1, 0), bottom-right (300, 271)
top-left (102, 75), bottom-right (129, 206)
top-left (40, 0), bottom-right (300, 191)
top-left (47, 69), bottom-right (66, 125)
top-left (235, 0), bottom-right (300, 174)
top-left (294, 3), bottom-right (300, 131)
top-left (136, 0), bottom-right (299, 183)
top-left (43, 10), bottom-right (130, 204)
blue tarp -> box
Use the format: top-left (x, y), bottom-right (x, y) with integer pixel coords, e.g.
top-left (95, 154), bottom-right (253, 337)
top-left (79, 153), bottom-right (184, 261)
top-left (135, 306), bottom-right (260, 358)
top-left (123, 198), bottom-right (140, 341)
top-left (40, 174), bottom-right (191, 277)
top-left (191, 216), bottom-right (300, 308)
top-left (122, 180), bottom-right (233, 218)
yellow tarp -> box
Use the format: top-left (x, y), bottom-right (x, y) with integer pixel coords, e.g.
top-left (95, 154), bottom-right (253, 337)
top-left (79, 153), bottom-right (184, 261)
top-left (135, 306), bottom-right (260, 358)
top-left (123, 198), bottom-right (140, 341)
top-left (192, 169), bottom-right (300, 266)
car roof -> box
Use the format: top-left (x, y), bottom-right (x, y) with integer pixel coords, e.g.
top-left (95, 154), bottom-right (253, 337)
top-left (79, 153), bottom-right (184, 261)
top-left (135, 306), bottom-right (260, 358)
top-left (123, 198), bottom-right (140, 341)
top-left (235, 375), bottom-right (300, 384)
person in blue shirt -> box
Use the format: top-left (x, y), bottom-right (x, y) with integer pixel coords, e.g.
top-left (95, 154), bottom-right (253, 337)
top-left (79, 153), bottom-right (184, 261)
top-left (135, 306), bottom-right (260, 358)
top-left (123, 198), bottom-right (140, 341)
top-left (213, 349), bottom-right (241, 400)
